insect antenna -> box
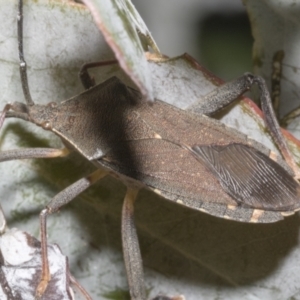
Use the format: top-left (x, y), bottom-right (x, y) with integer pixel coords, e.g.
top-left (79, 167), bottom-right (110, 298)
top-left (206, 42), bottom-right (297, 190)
top-left (17, 0), bottom-right (34, 106)
top-left (0, 0), bottom-right (34, 124)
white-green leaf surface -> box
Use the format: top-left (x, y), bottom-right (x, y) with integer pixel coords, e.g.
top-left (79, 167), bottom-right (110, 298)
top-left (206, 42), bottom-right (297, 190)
top-left (82, 0), bottom-right (160, 100)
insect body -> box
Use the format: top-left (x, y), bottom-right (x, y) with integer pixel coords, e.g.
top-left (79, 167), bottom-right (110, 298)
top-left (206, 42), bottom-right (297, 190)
top-left (8, 74), bottom-right (300, 221)
top-left (4, 74), bottom-right (300, 299)
top-left (1, 0), bottom-right (300, 299)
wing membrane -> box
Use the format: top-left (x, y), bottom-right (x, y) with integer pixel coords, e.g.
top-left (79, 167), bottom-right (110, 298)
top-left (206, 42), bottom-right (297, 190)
top-left (192, 143), bottom-right (300, 210)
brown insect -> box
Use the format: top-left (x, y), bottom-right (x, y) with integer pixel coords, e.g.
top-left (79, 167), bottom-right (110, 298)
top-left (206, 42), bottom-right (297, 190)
top-left (1, 0), bottom-right (300, 299)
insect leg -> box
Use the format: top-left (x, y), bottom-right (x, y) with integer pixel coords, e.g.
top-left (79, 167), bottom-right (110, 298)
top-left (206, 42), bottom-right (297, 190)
top-left (69, 274), bottom-right (93, 300)
top-left (121, 187), bottom-right (146, 300)
top-left (254, 75), bottom-right (300, 178)
top-left (79, 60), bottom-right (118, 89)
top-left (0, 148), bottom-right (69, 162)
top-left (187, 73), bottom-right (256, 116)
top-left (35, 168), bottom-right (107, 299)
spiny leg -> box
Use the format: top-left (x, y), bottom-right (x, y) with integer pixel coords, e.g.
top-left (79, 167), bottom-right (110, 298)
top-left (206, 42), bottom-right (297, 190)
top-left (35, 168), bottom-right (107, 299)
top-left (121, 187), bottom-right (146, 300)
top-left (188, 73), bottom-right (300, 179)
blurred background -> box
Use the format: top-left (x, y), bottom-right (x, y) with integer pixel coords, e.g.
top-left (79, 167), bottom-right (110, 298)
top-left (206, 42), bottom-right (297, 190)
top-left (131, 0), bottom-right (253, 81)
